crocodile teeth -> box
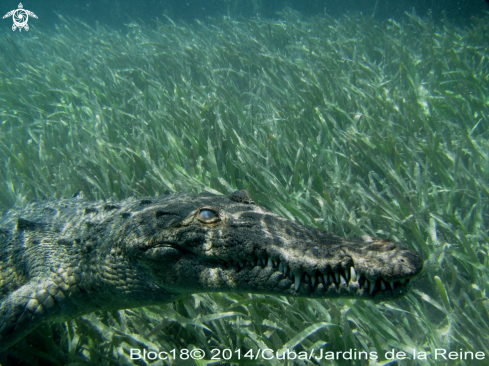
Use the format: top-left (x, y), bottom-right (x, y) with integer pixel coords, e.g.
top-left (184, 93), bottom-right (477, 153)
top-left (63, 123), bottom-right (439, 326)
top-left (273, 260), bottom-right (277, 267)
top-left (239, 261), bottom-right (244, 267)
top-left (334, 272), bottom-right (339, 284)
top-left (267, 258), bottom-right (273, 267)
top-left (304, 273), bottom-right (310, 283)
top-left (283, 264), bottom-right (288, 276)
top-left (369, 281), bottom-right (375, 295)
top-left (318, 275), bottom-right (323, 284)
top-left (381, 281), bottom-right (386, 291)
top-left (279, 262), bottom-right (284, 272)
top-left (295, 274), bottom-right (301, 291)
top-left (340, 274), bottom-right (347, 286)
top-left (390, 281), bottom-right (394, 290)
top-left (311, 274), bottom-right (316, 287)
top-left (328, 274), bottom-right (334, 284)
top-left (323, 275), bottom-right (328, 285)
top-left (350, 267), bottom-right (357, 282)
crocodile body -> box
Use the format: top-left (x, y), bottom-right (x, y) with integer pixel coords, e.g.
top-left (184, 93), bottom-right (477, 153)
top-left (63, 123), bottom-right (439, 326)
top-left (0, 190), bottom-right (423, 352)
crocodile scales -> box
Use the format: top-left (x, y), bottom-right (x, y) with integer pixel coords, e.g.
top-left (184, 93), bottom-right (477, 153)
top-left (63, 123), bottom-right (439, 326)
top-left (0, 190), bottom-right (423, 352)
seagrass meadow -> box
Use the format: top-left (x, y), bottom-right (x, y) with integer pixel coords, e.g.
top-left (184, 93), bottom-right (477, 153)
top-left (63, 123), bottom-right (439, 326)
top-left (0, 9), bottom-right (488, 366)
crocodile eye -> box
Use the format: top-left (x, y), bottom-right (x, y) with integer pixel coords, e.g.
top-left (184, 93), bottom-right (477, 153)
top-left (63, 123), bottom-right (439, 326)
top-left (198, 209), bottom-right (218, 221)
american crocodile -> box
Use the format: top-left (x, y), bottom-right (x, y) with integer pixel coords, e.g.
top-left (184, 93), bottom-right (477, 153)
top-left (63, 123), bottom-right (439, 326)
top-left (0, 190), bottom-right (423, 352)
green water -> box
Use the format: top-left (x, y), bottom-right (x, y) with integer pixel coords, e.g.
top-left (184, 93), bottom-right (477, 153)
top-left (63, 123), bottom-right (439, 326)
top-left (0, 9), bottom-right (488, 366)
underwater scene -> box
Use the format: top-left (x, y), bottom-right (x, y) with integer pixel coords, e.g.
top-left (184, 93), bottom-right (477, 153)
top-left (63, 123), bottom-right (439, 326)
top-left (0, 1), bottom-right (488, 365)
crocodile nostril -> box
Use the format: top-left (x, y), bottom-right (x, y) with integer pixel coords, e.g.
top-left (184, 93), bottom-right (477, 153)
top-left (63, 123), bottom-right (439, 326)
top-left (366, 241), bottom-right (397, 251)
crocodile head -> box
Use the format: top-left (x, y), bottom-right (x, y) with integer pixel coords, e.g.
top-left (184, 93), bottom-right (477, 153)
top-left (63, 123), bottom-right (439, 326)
top-left (122, 190), bottom-right (423, 301)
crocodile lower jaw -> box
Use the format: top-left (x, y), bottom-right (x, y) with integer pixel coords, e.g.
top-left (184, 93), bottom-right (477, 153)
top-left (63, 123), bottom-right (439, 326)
top-left (219, 260), bottom-right (412, 299)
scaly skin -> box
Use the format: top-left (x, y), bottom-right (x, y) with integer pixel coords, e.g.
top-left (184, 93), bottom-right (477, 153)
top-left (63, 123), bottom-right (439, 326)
top-left (0, 190), bottom-right (423, 351)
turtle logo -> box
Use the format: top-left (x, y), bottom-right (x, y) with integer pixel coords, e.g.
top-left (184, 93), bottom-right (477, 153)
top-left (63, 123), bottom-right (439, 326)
top-left (3, 3), bottom-right (37, 32)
